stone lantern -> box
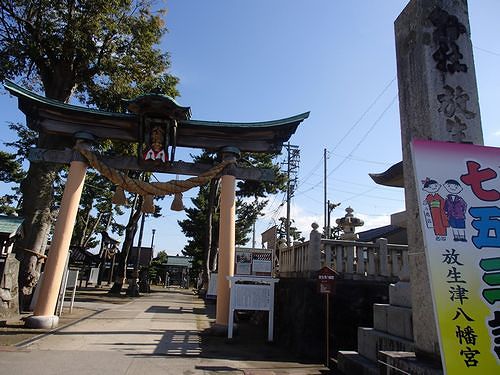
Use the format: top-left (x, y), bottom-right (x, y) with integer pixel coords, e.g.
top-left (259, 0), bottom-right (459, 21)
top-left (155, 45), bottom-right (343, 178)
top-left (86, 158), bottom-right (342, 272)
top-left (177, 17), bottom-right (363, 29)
top-left (336, 207), bottom-right (364, 240)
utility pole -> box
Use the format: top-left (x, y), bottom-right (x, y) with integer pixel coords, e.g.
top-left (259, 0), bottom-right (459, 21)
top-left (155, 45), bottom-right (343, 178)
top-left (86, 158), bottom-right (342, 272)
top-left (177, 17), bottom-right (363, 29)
top-left (327, 199), bottom-right (331, 238)
top-left (324, 148), bottom-right (327, 237)
top-left (150, 228), bottom-right (156, 251)
top-left (127, 210), bottom-right (146, 297)
top-left (283, 143), bottom-right (300, 247)
top-left (252, 222), bottom-right (256, 249)
top-left (135, 213), bottom-right (146, 271)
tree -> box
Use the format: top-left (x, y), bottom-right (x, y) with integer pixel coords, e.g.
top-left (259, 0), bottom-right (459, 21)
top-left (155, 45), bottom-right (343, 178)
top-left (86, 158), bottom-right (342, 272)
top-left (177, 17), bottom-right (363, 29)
top-left (0, 0), bottom-right (179, 309)
top-left (147, 250), bottom-right (168, 284)
top-left (276, 217), bottom-right (305, 243)
top-left (109, 193), bottom-right (143, 295)
top-left (178, 151), bottom-right (286, 292)
top-left (179, 183), bottom-right (215, 284)
top-left (0, 150), bottom-right (25, 215)
top-left (70, 170), bottom-right (123, 250)
top-left (0, 122), bottom-right (37, 215)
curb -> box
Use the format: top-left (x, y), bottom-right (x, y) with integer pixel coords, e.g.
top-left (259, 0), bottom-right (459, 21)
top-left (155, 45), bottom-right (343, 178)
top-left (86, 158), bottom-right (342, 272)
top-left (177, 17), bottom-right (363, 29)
top-left (15, 308), bottom-right (106, 348)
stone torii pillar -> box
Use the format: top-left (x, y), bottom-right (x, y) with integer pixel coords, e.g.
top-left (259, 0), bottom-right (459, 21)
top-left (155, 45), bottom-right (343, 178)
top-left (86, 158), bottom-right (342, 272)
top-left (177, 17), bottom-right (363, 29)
top-left (26, 137), bottom-right (91, 328)
top-left (215, 147), bottom-right (239, 329)
top-left (395, 0), bottom-right (483, 360)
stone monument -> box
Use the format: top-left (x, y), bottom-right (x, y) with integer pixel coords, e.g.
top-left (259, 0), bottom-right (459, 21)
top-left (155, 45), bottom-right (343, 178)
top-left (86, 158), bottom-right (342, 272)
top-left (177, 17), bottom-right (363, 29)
top-left (395, 0), bottom-right (483, 361)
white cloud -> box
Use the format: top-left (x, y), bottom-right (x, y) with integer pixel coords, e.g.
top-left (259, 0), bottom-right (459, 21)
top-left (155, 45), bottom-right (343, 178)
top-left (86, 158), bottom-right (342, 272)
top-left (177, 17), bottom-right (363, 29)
top-left (290, 205), bottom-right (321, 238)
top-left (257, 201), bottom-right (397, 242)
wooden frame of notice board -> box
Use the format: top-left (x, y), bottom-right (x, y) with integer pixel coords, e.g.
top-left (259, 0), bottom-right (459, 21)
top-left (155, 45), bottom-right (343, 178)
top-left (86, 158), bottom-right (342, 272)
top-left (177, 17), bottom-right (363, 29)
top-left (235, 247), bottom-right (273, 276)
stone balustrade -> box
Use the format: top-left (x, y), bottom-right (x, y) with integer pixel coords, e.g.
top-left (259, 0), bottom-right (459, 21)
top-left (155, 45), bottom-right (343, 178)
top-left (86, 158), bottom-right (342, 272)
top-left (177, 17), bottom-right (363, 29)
top-left (279, 230), bottom-right (409, 282)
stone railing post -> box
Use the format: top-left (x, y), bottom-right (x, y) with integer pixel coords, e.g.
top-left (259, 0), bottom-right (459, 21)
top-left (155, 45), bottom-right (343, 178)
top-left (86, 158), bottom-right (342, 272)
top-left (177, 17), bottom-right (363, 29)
top-left (401, 249), bottom-right (410, 281)
top-left (345, 245), bottom-right (354, 274)
top-left (308, 223), bottom-right (321, 271)
top-left (377, 238), bottom-right (389, 277)
top-left (367, 247), bottom-right (376, 276)
top-left (391, 248), bottom-right (400, 277)
top-left (324, 243), bottom-right (332, 268)
top-left (335, 245), bottom-right (344, 273)
top-left (356, 246), bottom-right (365, 276)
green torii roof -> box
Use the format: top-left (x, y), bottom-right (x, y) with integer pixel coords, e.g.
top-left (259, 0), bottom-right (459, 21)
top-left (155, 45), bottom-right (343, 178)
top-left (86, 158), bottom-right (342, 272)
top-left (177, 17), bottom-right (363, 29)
top-left (4, 80), bottom-right (309, 153)
top-left (125, 93), bottom-right (192, 119)
top-left (0, 215), bottom-right (24, 237)
top-left (5, 80), bottom-right (134, 119)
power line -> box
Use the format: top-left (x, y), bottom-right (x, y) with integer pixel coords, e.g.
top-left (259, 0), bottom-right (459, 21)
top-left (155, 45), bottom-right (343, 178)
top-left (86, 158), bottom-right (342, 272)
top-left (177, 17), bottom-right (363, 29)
top-left (295, 85), bottom-right (398, 197)
top-left (327, 94), bottom-right (398, 178)
top-left (330, 76), bottom-right (396, 153)
top-left (330, 187), bottom-right (404, 202)
top-left (294, 94), bottom-right (397, 198)
top-left (294, 77), bottom-right (396, 194)
top-left (296, 156), bottom-right (323, 188)
top-left (474, 46), bottom-right (500, 57)
top-left (329, 177), bottom-right (400, 191)
top-left (328, 152), bottom-right (395, 166)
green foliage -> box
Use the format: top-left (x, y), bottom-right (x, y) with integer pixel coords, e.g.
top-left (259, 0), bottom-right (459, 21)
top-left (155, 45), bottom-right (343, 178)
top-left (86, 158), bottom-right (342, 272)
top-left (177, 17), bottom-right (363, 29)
top-left (0, 150), bottom-right (25, 214)
top-left (0, 0), bottom-right (179, 103)
top-left (4, 123), bottom-right (38, 160)
top-left (0, 122), bottom-right (37, 214)
top-left (276, 217), bottom-right (304, 243)
top-left (0, 151), bottom-right (25, 182)
top-left (147, 250), bottom-right (168, 282)
top-left (237, 152), bottom-right (287, 198)
top-left (0, 0), bottom-right (179, 263)
top-left (178, 151), bottom-right (287, 276)
top-left (70, 170), bottom-right (125, 249)
top-left (178, 184), bottom-right (214, 274)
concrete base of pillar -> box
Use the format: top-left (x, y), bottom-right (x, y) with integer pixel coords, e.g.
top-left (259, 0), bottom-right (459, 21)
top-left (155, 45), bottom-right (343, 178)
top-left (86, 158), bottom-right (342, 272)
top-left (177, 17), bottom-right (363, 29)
top-left (25, 315), bottom-right (59, 329)
top-left (207, 323), bottom-right (229, 337)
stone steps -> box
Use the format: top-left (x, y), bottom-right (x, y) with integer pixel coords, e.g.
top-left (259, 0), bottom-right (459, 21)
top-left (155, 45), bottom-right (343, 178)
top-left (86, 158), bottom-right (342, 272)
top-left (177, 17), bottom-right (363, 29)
top-left (337, 351), bottom-right (379, 375)
top-left (373, 303), bottom-right (413, 340)
top-left (379, 351), bottom-right (443, 375)
top-left (358, 327), bottom-right (415, 362)
top-left (336, 282), bottom-right (417, 374)
top-left (389, 281), bottom-right (411, 308)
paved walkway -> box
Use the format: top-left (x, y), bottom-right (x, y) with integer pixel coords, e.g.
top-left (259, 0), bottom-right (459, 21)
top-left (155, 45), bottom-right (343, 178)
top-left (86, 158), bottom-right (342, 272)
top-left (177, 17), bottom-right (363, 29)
top-left (0, 288), bottom-right (329, 374)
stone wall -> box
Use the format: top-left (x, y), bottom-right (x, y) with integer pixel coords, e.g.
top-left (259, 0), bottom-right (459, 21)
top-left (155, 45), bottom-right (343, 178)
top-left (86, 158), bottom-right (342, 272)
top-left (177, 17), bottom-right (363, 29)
top-left (275, 277), bottom-right (390, 361)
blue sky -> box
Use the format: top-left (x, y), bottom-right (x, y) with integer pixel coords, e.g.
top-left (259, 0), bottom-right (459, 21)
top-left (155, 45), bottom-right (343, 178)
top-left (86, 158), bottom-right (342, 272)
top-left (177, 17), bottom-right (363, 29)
top-left (1, 1), bottom-right (499, 255)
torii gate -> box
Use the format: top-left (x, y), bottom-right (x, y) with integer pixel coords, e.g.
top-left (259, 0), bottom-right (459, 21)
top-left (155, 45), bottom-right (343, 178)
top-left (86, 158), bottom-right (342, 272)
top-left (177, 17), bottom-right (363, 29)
top-left (5, 80), bottom-right (309, 329)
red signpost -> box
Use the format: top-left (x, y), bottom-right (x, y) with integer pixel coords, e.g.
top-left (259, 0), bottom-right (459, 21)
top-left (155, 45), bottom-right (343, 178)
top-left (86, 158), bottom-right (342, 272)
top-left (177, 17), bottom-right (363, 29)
top-left (318, 267), bottom-right (338, 367)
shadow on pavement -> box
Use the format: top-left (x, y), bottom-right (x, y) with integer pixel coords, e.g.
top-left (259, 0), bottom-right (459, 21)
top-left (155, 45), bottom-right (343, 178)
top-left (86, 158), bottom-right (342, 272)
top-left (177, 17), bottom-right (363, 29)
top-left (199, 324), bottom-right (306, 363)
top-left (145, 305), bottom-right (206, 315)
